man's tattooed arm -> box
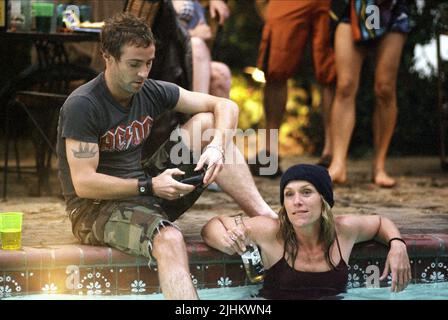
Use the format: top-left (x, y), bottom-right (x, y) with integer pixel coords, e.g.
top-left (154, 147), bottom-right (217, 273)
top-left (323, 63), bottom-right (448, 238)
top-left (71, 142), bottom-right (98, 159)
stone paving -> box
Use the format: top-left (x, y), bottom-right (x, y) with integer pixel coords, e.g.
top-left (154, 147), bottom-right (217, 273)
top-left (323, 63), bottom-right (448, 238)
top-left (0, 155), bottom-right (447, 248)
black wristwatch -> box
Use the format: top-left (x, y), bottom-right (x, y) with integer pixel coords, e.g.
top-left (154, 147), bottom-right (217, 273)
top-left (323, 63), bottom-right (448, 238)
top-left (138, 176), bottom-right (153, 196)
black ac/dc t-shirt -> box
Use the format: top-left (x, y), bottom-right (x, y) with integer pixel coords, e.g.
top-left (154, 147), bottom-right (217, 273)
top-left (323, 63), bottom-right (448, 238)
top-left (56, 72), bottom-right (180, 208)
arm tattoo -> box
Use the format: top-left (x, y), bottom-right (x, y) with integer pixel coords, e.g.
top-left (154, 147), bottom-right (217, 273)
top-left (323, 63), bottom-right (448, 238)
top-left (72, 142), bottom-right (98, 158)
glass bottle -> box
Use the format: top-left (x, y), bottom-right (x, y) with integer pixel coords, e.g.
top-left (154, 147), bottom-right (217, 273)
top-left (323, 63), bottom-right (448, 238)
top-left (234, 214), bottom-right (265, 283)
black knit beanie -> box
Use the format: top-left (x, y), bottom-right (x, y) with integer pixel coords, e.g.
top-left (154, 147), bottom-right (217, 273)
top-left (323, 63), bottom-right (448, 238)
top-left (280, 164), bottom-right (334, 207)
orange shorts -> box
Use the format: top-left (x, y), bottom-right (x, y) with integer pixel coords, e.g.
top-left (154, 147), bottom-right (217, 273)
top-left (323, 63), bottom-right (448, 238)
top-left (257, 0), bottom-right (336, 84)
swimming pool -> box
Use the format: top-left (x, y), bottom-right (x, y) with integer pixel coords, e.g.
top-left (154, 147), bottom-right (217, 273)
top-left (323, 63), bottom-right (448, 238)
top-left (342, 282), bottom-right (448, 300)
top-left (3, 282), bottom-right (448, 300)
top-left (1, 235), bottom-right (447, 300)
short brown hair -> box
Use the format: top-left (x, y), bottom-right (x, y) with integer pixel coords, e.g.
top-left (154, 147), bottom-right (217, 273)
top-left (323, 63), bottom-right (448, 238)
top-left (101, 13), bottom-right (155, 60)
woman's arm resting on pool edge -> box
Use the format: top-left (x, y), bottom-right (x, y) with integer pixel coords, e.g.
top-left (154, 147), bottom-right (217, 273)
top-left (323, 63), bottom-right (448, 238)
top-left (201, 215), bottom-right (239, 255)
top-left (344, 215), bottom-right (412, 293)
top-left (201, 215), bottom-right (275, 256)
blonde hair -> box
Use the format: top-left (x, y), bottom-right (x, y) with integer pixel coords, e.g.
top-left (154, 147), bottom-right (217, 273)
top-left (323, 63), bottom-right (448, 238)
top-left (278, 197), bottom-right (337, 268)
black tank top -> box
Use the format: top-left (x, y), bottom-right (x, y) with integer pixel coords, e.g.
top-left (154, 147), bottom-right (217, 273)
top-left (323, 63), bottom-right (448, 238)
top-left (259, 235), bottom-right (348, 300)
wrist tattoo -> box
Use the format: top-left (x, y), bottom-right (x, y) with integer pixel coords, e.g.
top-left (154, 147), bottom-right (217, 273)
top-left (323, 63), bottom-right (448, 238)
top-left (72, 143), bottom-right (98, 158)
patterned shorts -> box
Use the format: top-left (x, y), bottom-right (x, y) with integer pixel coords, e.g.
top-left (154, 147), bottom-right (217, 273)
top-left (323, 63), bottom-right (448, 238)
top-left (340, 0), bottom-right (411, 34)
top-left (68, 137), bottom-right (206, 264)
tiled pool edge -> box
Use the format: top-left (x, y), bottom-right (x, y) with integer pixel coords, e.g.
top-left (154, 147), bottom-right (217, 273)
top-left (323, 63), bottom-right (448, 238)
top-left (0, 234), bottom-right (447, 298)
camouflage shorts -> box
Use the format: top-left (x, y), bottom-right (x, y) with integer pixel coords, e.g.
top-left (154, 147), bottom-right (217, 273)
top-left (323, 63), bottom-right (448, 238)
top-left (68, 136), bottom-right (206, 264)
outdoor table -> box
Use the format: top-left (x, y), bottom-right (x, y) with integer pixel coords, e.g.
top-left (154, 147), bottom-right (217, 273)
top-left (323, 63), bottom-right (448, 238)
top-left (0, 30), bottom-right (99, 200)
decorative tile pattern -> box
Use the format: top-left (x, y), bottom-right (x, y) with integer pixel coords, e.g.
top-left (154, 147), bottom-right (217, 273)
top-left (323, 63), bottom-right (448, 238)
top-left (217, 276), bottom-right (232, 288)
top-left (224, 263), bottom-right (247, 287)
top-left (348, 259), bottom-right (388, 289)
top-left (39, 270), bottom-right (53, 294)
top-left (130, 280), bottom-right (147, 293)
top-left (93, 267), bottom-right (116, 295)
top-left (347, 262), bottom-right (366, 289)
top-left (26, 269), bottom-right (42, 294)
top-left (419, 259), bottom-right (448, 283)
top-left (436, 256), bottom-right (448, 281)
top-left (0, 272), bottom-right (25, 298)
top-left (415, 258), bottom-right (439, 283)
top-left (76, 267), bottom-right (98, 295)
top-left (0, 234), bottom-right (447, 297)
top-left (116, 267), bottom-right (139, 292)
top-left (203, 264), bottom-right (225, 288)
top-left (41, 282), bottom-right (59, 294)
top-left (138, 266), bottom-right (159, 294)
top-left (48, 267), bottom-right (75, 295)
top-left (190, 264), bottom-right (204, 289)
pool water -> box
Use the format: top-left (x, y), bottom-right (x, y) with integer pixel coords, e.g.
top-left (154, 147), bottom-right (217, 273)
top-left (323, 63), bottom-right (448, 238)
top-left (341, 282), bottom-right (448, 300)
top-left (2, 285), bottom-right (263, 300)
top-left (3, 282), bottom-right (448, 300)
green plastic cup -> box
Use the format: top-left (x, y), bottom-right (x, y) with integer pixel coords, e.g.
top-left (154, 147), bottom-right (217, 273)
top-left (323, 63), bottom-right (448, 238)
top-left (32, 2), bottom-right (54, 16)
top-left (32, 2), bottom-right (54, 33)
top-left (0, 212), bottom-right (23, 250)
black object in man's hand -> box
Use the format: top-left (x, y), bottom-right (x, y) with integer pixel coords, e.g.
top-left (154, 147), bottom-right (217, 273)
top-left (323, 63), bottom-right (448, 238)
top-left (180, 168), bottom-right (206, 186)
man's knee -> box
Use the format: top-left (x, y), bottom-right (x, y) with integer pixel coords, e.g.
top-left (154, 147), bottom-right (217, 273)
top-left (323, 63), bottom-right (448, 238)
top-left (211, 62), bottom-right (231, 83)
top-left (191, 37), bottom-right (211, 61)
top-left (210, 62), bottom-right (231, 97)
top-left (152, 227), bottom-right (185, 259)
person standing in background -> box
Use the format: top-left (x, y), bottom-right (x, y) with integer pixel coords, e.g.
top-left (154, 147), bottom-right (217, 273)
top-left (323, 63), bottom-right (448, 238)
top-left (328, 0), bottom-right (410, 187)
top-left (254, 0), bottom-right (336, 178)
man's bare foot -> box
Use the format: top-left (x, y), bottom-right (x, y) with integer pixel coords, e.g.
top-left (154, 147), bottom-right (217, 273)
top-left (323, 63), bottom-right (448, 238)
top-left (373, 170), bottom-right (396, 188)
top-left (328, 164), bottom-right (347, 184)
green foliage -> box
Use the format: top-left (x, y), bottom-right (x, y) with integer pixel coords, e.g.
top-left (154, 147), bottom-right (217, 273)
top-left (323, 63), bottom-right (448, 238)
top-left (215, 0), bottom-right (265, 68)
top-left (230, 74), bottom-right (317, 155)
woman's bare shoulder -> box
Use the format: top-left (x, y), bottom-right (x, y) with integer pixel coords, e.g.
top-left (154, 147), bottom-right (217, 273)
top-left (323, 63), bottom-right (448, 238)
top-left (248, 216), bottom-right (279, 230)
top-left (335, 214), bottom-right (354, 227)
top-left (334, 214), bottom-right (360, 237)
top-left (247, 216), bottom-right (280, 240)
top-left (335, 214), bottom-right (379, 242)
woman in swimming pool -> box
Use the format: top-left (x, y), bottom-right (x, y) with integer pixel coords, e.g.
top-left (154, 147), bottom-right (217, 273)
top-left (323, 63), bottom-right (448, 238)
top-left (201, 164), bottom-right (411, 299)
